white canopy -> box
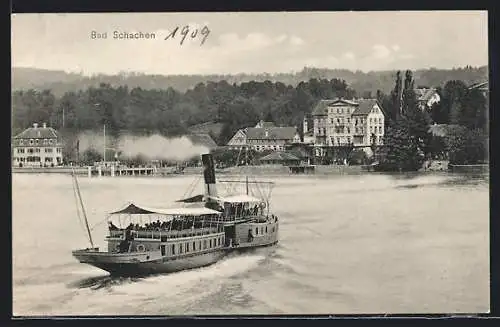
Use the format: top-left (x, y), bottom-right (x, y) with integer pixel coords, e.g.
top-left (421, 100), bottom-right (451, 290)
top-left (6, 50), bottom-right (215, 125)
top-left (210, 194), bottom-right (263, 204)
top-left (109, 202), bottom-right (222, 216)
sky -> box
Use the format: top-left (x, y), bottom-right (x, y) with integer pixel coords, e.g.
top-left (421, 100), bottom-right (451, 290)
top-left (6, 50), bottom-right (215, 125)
top-left (11, 11), bottom-right (488, 75)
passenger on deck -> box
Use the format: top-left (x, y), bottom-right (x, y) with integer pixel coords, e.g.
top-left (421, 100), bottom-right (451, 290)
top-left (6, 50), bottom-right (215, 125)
top-left (108, 221), bottom-right (118, 230)
top-left (248, 229), bottom-right (254, 242)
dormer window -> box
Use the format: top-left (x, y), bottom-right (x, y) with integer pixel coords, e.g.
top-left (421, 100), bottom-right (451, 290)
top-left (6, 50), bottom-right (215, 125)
top-left (43, 139), bottom-right (48, 145)
top-left (35, 139), bottom-right (39, 145)
top-left (19, 139), bottom-right (24, 146)
top-left (29, 139), bottom-right (34, 145)
top-left (49, 139), bottom-right (55, 145)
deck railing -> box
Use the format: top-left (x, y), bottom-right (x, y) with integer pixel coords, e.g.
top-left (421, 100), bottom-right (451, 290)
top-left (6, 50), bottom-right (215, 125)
top-left (108, 226), bottom-right (222, 240)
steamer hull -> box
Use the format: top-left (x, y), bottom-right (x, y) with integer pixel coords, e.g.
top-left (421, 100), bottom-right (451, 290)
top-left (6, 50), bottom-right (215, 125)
top-left (72, 248), bottom-right (227, 276)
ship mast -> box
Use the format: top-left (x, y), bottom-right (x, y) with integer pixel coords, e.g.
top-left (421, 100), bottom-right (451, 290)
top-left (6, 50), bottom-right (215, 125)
top-left (72, 169), bottom-right (94, 249)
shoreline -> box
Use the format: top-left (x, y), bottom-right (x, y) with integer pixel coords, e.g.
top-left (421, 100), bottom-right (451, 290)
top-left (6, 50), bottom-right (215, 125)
top-left (11, 164), bottom-right (489, 177)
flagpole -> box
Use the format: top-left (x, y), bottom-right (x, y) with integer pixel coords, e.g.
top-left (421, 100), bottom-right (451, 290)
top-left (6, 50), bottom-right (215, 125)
top-left (103, 124), bottom-right (106, 163)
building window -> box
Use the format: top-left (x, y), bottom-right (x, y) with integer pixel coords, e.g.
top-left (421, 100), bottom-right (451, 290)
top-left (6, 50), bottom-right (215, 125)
top-left (43, 139), bottom-right (48, 145)
top-left (347, 127), bottom-right (350, 133)
top-left (340, 108), bottom-right (343, 114)
top-left (57, 148), bottom-right (62, 153)
top-left (49, 139), bottom-right (54, 145)
top-left (209, 239), bottom-right (212, 248)
top-left (347, 137), bottom-right (351, 144)
top-left (27, 148), bottom-right (34, 154)
top-left (337, 137), bottom-right (340, 145)
top-left (193, 241), bottom-right (196, 251)
top-left (186, 242), bottom-right (189, 252)
top-left (265, 226), bottom-right (268, 233)
top-left (35, 139), bottom-right (39, 145)
top-left (29, 139), bottom-right (34, 145)
top-left (19, 140), bottom-right (24, 146)
top-left (172, 244), bottom-right (175, 255)
top-left (347, 118), bottom-right (350, 124)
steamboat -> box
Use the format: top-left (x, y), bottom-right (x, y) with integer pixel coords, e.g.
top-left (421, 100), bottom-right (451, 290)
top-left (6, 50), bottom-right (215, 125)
top-left (72, 153), bottom-right (279, 276)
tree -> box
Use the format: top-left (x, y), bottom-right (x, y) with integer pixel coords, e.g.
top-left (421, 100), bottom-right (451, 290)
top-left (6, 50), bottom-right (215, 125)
top-left (445, 126), bottom-right (488, 165)
top-left (380, 70), bottom-right (430, 171)
top-left (380, 117), bottom-right (425, 171)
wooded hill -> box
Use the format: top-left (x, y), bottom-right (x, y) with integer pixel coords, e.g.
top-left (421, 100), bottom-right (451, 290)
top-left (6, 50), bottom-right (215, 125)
top-left (12, 66), bottom-right (488, 98)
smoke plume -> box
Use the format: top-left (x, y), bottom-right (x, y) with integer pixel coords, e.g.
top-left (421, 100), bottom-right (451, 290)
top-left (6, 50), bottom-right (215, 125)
top-left (77, 132), bottom-right (210, 162)
top-left (118, 134), bottom-right (210, 161)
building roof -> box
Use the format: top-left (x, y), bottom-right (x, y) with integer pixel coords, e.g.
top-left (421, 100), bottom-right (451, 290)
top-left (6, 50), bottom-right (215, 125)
top-left (469, 81), bottom-right (488, 91)
top-left (259, 151), bottom-right (301, 162)
top-left (186, 133), bottom-right (218, 149)
top-left (428, 124), bottom-right (465, 137)
top-left (312, 98), bottom-right (359, 116)
top-left (255, 120), bottom-right (276, 128)
top-left (246, 126), bottom-right (296, 140)
top-left (415, 88), bottom-right (438, 102)
top-left (14, 123), bottom-right (59, 139)
top-left (287, 148), bottom-right (310, 159)
top-left (351, 99), bottom-right (380, 116)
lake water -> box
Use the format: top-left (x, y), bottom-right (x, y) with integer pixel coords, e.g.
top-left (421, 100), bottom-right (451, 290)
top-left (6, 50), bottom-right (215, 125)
top-left (12, 172), bottom-right (490, 316)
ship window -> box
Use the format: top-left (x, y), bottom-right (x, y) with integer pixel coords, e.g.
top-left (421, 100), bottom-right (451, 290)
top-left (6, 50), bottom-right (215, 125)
top-left (172, 244), bottom-right (175, 255)
top-left (193, 242), bottom-right (196, 251)
top-left (209, 239), bottom-right (212, 248)
top-left (186, 242), bottom-right (189, 252)
top-left (261, 227), bottom-right (264, 234)
top-left (218, 238), bottom-right (221, 246)
top-left (199, 241), bottom-right (202, 250)
top-left (272, 227), bottom-right (275, 233)
top-left (161, 245), bottom-right (166, 256)
top-left (265, 226), bottom-right (268, 233)
top-left (203, 240), bottom-right (207, 249)
top-left (255, 228), bottom-right (258, 235)
top-left (179, 243), bottom-right (183, 253)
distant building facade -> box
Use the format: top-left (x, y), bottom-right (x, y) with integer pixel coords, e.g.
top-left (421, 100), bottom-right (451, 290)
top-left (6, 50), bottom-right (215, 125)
top-left (311, 98), bottom-right (386, 157)
top-left (415, 87), bottom-right (441, 110)
top-left (227, 120), bottom-right (298, 152)
top-left (12, 122), bottom-right (63, 167)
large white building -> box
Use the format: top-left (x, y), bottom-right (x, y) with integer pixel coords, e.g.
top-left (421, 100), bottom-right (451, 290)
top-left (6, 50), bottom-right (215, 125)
top-left (12, 123), bottom-right (63, 167)
top-left (311, 98), bottom-right (386, 157)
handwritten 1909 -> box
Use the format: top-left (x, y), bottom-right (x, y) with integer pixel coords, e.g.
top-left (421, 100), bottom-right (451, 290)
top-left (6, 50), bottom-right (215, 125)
top-left (164, 25), bottom-right (210, 46)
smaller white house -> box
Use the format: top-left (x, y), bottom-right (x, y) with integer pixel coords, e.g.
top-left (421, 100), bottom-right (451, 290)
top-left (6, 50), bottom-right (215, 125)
top-left (415, 87), bottom-right (440, 110)
top-left (12, 122), bottom-right (64, 167)
top-left (227, 128), bottom-right (248, 150)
